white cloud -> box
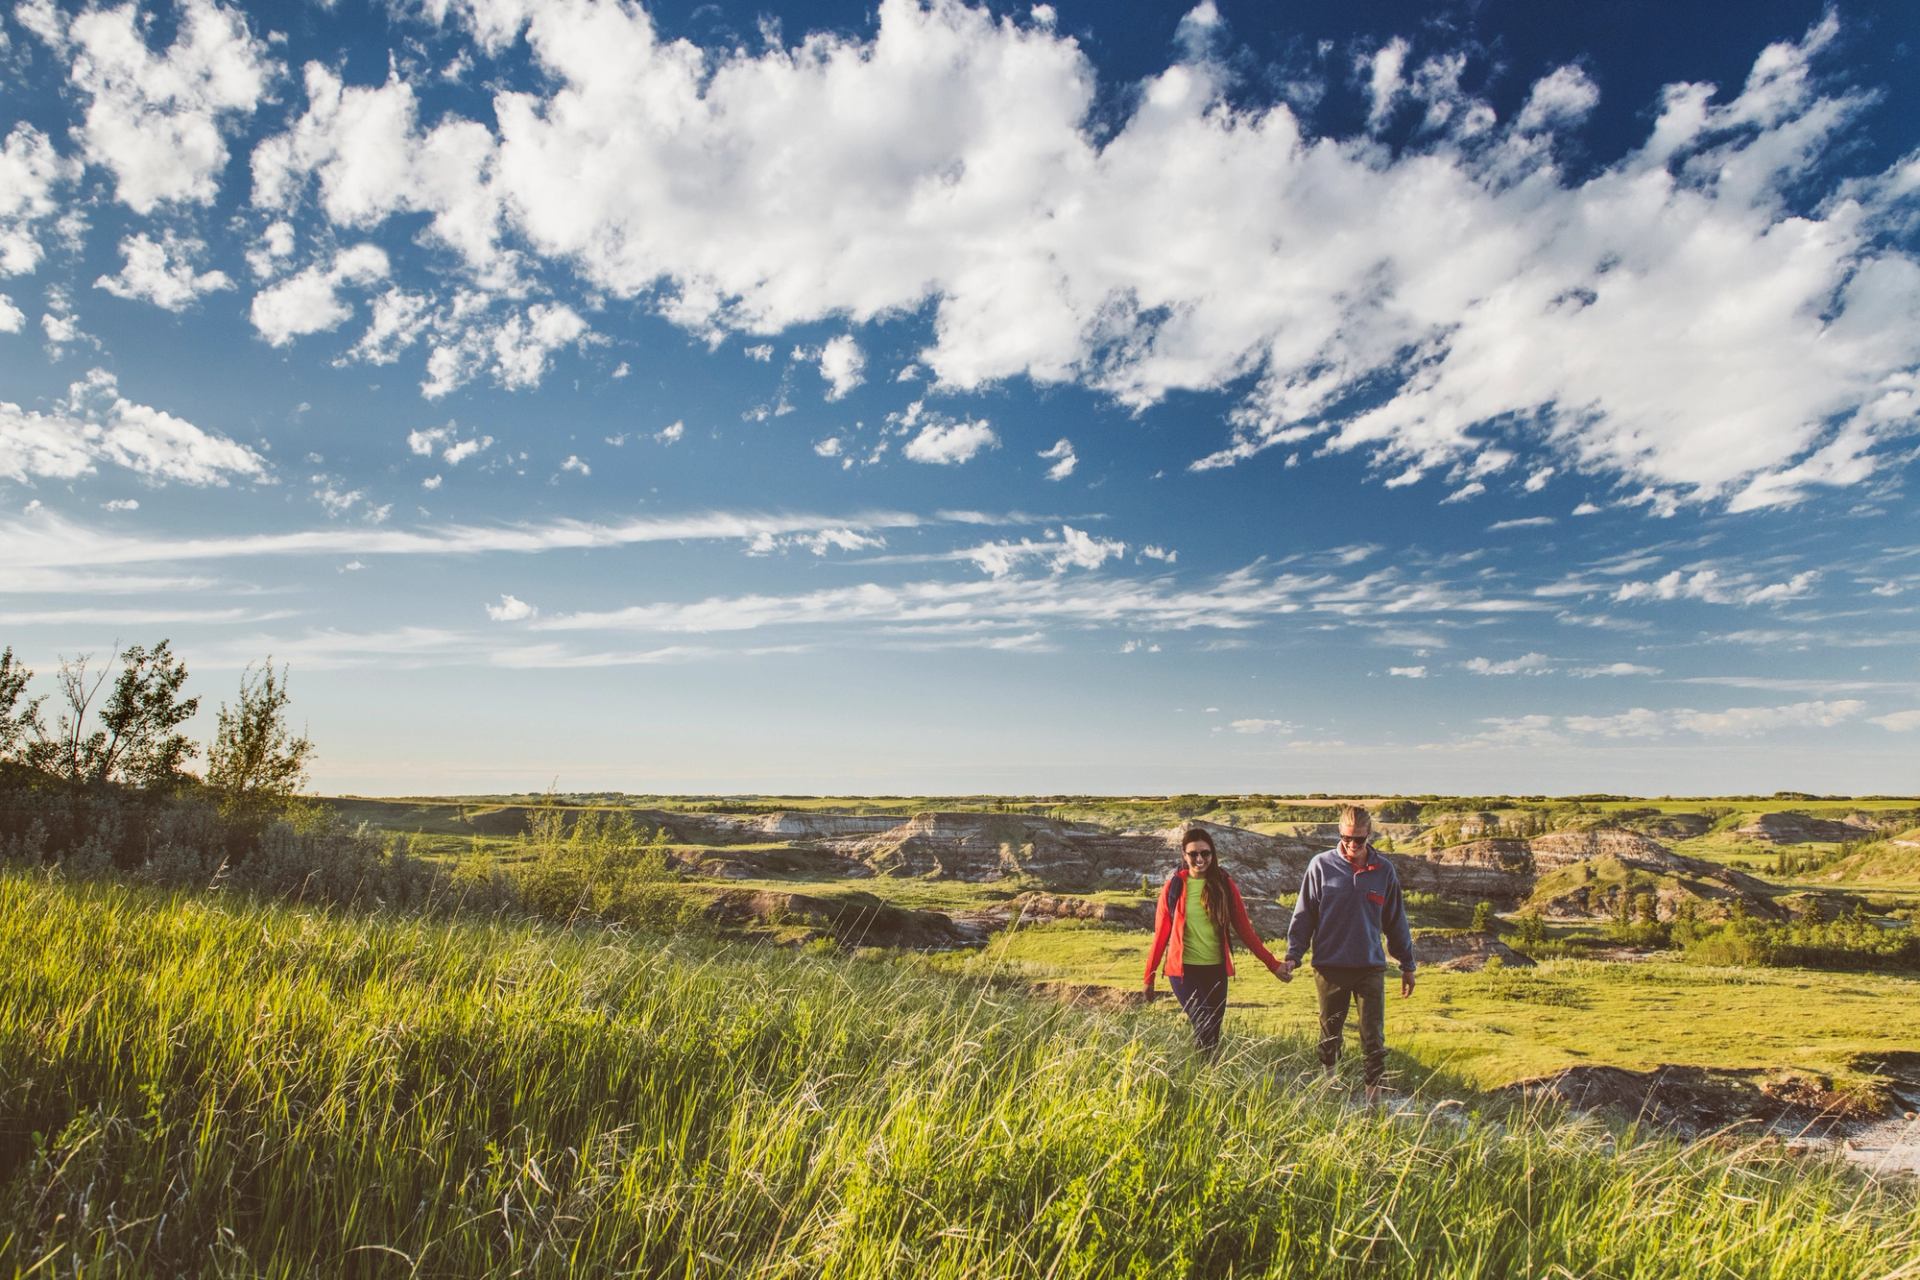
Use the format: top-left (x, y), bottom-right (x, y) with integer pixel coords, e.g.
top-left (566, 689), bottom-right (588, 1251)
top-left (813, 437), bottom-right (843, 458)
top-left (1565, 699), bottom-right (1865, 738)
top-left (0, 124), bottom-right (80, 276)
top-left (1230, 718), bottom-right (1297, 734)
top-left (1870, 709), bottom-right (1920, 731)
top-left (406, 422), bottom-right (492, 465)
top-left (421, 474), bottom-right (442, 490)
top-left (59, 0), bottom-right (278, 213)
top-left (1571, 501), bottom-right (1603, 516)
top-left (485, 593), bottom-right (537, 621)
top-left (1362, 38), bottom-right (1408, 129)
top-left (1440, 482), bottom-right (1484, 504)
top-left (1514, 65), bottom-right (1599, 133)
top-left (94, 231), bottom-right (233, 310)
top-left (1489, 516), bottom-right (1556, 531)
top-left (0, 294), bottom-right (22, 332)
top-left (960, 525), bottom-right (1125, 577)
top-left (250, 244), bottom-right (389, 346)
top-left (247, 8), bottom-right (1920, 511)
top-left (1138, 544), bottom-right (1176, 564)
top-left (347, 288), bottom-right (433, 364)
top-left (904, 416), bottom-right (998, 465)
top-left (1522, 466), bottom-right (1555, 493)
top-left (1569, 662), bottom-right (1661, 677)
top-left (1388, 665), bottom-right (1427, 678)
top-left (101, 498), bottom-right (139, 512)
top-left (1463, 652), bottom-right (1552, 676)
top-left (559, 454), bottom-right (590, 476)
top-left (656, 420), bottom-right (684, 445)
top-left (818, 335), bottom-right (865, 400)
top-left (420, 299), bottom-right (591, 398)
top-left (0, 368), bottom-right (267, 486)
top-left (246, 219), bottom-right (295, 279)
top-left (1038, 437), bottom-right (1077, 480)
top-left (1613, 567), bottom-right (1818, 606)
top-left (745, 344), bottom-right (773, 361)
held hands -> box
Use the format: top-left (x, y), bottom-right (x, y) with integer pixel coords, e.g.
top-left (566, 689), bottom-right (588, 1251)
top-left (1275, 959), bottom-right (1294, 983)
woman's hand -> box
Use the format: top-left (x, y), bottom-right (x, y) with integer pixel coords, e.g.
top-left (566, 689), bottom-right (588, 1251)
top-left (1274, 959), bottom-right (1294, 982)
top-left (1142, 978), bottom-right (1157, 999)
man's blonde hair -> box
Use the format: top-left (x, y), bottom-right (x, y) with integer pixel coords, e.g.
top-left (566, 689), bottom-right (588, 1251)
top-left (1339, 804), bottom-right (1371, 830)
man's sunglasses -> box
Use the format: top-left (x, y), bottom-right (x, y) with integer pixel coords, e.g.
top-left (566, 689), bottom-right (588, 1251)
top-left (1338, 834), bottom-right (1372, 847)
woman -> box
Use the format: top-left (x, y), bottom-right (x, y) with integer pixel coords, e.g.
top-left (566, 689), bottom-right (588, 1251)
top-left (1143, 827), bottom-right (1288, 1055)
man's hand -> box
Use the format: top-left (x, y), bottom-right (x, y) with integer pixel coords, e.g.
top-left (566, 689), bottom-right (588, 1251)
top-left (1276, 959), bottom-right (1295, 982)
top-left (1143, 978), bottom-right (1157, 999)
top-left (1401, 972), bottom-right (1416, 998)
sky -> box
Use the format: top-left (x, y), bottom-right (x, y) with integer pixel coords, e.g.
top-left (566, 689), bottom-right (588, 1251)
top-left (1, 0), bottom-right (1918, 797)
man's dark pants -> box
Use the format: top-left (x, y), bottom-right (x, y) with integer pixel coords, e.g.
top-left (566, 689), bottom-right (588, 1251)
top-left (1313, 964), bottom-right (1386, 1085)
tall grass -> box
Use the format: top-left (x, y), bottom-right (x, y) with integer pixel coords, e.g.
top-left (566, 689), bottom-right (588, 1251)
top-left (3, 869), bottom-right (1917, 1278)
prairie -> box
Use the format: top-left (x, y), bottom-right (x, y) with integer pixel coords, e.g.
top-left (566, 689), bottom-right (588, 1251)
top-left (5, 870), bottom-right (1918, 1278)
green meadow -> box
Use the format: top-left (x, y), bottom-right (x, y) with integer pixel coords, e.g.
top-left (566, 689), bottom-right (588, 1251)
top-left (5, 870), bottom-right (1919, 1279)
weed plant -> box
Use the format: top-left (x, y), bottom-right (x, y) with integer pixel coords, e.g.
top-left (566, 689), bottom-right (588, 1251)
top-left (3, 870), bottom-right (1917, 1278)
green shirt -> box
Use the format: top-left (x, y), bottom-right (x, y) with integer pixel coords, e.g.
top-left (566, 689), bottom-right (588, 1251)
top-left (1182, 875), bottom-right (1223, 966)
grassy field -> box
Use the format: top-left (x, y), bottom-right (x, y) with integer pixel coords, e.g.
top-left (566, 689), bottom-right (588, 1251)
top-left (951, 920), bottom-right (1920, 1089)
top-left (4, 869), bottom-right (1918, 1278)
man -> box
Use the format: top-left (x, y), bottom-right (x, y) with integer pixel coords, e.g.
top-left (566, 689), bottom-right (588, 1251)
top-left (1279, 804), bottom-right (1416, 1104)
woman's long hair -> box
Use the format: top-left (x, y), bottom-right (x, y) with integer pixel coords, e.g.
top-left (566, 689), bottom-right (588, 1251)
top-left (1181, 828), bottom-right (1233, 944)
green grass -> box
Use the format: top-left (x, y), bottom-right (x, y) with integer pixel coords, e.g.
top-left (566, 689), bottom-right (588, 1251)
top-left (966, 922), bottom-right (1920, 1089)
top-left (5, 870), bottom-right (1917, 1278)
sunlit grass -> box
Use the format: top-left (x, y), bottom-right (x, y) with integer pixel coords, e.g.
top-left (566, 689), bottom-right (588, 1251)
top-left (4, 870), bottom-right (1917, 1277)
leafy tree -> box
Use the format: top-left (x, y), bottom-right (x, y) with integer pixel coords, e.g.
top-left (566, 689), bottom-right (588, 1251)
top-left (207, 660), bottom-right (314, 821)
top-left (1514, 911), bottom-right (1546, 948)
top-left (1471, 900), bottom-right (1494, 933)
top-left (25, 642), bottom-right (199, 789)
top-left (0, 646), bottom-right (43, 763)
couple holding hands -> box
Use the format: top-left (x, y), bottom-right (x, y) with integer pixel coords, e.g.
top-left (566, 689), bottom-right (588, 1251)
top-left (1143, 805), bottom-right (1417, 1102)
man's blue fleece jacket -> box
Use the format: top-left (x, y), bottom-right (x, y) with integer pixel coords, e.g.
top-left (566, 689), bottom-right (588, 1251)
top-left (1285, 848), bottom-right (1417, 974)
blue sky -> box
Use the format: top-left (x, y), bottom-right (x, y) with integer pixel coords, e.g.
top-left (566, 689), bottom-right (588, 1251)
top-left (2, 0), bottom-right (1918, 795)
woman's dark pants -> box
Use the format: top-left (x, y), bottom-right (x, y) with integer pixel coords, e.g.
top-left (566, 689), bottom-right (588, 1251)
top-left (1168, 963), bottom-right (1229, 1054)
top-left (1314, 964), bottom-right (1387, 1085)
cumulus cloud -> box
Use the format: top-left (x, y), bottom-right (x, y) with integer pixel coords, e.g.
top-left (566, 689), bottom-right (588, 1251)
top-left (817, 335), bottom-right (865, 400)
top-left (1613, 567), bottom-right (1818, 606)
top-left (0, 294), bottom-right (22, 332)
top-left (94, 231), bottom-right (233, 310)
top-left (485, 593), bottom-right (536, 621)
top-left (1229, 718), bottom-right (1297, 734)
top-left (904, 415), bottom-right (998, 465)
top-left (1038, 437), bottom-right (1077, 480)
top-left (250, 244), bottom-right (389, 346)
top-left (420, 299), bottom-right (591, 399)
top-left (406, 421), bottom-right (492, 465)
top-left (1389, 665), bottom-right (1427, 678)
top-left (0, 124), bottom-right (80, 276)
top-left (959, 525), bottom-right (1125, 577)
top-left (1870, 709), bottom-right (1920, 731)
top-left (51, 0), bottom-right (278, 213)
top-left (1565, 699), bottom-right (1865, 737)
top-left (0, 368), bottom-right (267, 486)
top-left (226, 3), bottom-right (1920, 512)
top-left (246, 219), bottom-right (295, 279)
top-left (656, 420), bottom-right (684, 445)
top-left (1463, 652), bottom-right (1552, 675)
